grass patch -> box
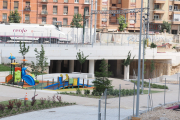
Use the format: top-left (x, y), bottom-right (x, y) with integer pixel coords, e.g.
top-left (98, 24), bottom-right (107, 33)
top-left (0, 64), bottom-right (11, 71)
top-left (131, 80), bottom-right (168, 89)
top-left (143, 90), bottom-right (162, 94)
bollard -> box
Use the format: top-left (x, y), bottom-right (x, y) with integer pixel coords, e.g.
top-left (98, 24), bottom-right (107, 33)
top-left (83, 79), bottom-right (84, 88)
top-left (98, 99), bottom-right (101, 120)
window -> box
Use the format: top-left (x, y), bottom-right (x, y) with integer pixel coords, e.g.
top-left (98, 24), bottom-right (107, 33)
top-left (85, 19), bottom-right (89, 27)
top-left (85, 7), bottom-right (89, 15)
top-left (63, 18), bottom-right (68, 25)
top-left (14, 1), bottom-right (19, 9)
top-left (118, 0), bottom-right (121, 4)
top-left (154, 4), bottom-right (160, 9)
top-left (169, 5), bottom-right (173, 11)
top-left (53, 6), bottom-right (57, 14)
top-left (2, 13), bottom-right (7, 22)
top-left (112, 4), bottom-right (116, 6)
top-left (63, 6), bottom-right (68, 15)
top-left (74, 7), bottom-right (79, 14)
top-left (85, 0), bottom-right (89, 4)
top-left (64, 0), bottom-right (68, 3)
top-left (25, 2), bottom-right (30, 11)
top-left (42, 5), bottom-right (47, 10)
top-left (131, 0), bottom-right (136, 3)
top-left (130, 10), bottom-right (135, 17)
top-left (3, 1), bottom-right (7, 9)
top-left (129, 19), bottom-right (135, 27)
top-left (154, 15), bottom-right (159, 20)
top-left (174, 6), bottom-right (178, 11)
top-left (101, 18), bottom-right (107, 26)
top-left (75, 0), bottom-right (79, 3)
top-left (172, 30), bottom-right (177, 34)
top-left (53, 18), bottom-right (57, 21)
top-left (25, 14), bottom-right (30, 23)
top-left (130, 0), bottom-right (136, 7)
top-left (42, 17), bottom-right (46, 24)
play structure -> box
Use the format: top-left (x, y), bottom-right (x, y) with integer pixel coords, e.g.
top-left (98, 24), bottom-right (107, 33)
top-left (44, 74), bottom-right (91, 90)
top-left (5, 54), bottom-right (35, 86)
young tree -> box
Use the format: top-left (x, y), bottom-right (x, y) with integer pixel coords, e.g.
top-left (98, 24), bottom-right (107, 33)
top-left (19, 41), bottom-right (30, 67)
top-left (8, 9), bottom-right (21, 23)
top-left (118, 15), bottom-right (127, 32)
top-left (122, 51), bottom-right (135, 66)
top-left (92, 59), bottom-right (113, 95)
top-left (161, 21), bottom-right (171, 33)
top-left (34, 45), bottom-right (48, 90)
top-left (76, 49), bottom-right (89, 73)
top-left (70, 13), bottom-right (83, 28)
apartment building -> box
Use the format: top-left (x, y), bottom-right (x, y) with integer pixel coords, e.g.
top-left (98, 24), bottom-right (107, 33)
top-left (0, 0), bottom-right (37, 23)
top-left (0, 0), bottom-right (91, 26)
top-left (96, 0), bottom-right (142, 32)
top-left (148, 0), bottom-right (180, 34)
top-left (38, 0), bottom-right (91, 25)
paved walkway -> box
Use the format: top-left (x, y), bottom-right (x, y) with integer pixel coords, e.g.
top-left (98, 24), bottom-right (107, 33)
top-left (0, 76), bottom-right (180, 119)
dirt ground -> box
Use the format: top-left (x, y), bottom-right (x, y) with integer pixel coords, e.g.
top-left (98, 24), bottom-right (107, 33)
top-left (140, 102), bottom-right (180, 120)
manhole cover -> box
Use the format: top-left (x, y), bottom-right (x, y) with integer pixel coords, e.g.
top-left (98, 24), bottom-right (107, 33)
top-left (49, 111), bottom-right (56, 112)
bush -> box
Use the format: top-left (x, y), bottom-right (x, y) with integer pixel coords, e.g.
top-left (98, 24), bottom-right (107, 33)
top-left (40, 97), bottom-right (46, 105)
top-left (76, 88), bottom-right (81, 94)
top-left (35, 80), bottom-right (39, 83)
top-left (92, 89), bottom-right (101, 96)
top-left (7, 100), bottom-right (14, 110)
top-left (56, 96), bottom-right (61, 103)
top-left (52, 95), bottom-right (56, 103)
top-left (15, 100), bottom-right (22, 109)
top-left (31, 94), bottom-right (38, 106)
top-left (84, 90), bottom-right (90, 95)
top-left (0, 104), bottom-right (5, 112)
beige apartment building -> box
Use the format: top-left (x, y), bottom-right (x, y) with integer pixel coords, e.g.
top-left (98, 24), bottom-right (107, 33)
top-left (147, 0), bottom-right (180, 34)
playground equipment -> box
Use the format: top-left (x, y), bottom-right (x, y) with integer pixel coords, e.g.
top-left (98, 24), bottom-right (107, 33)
top-left (44, 76), bottom-right (91, 90)
top-left (5, 53), bottom-right (35, 86)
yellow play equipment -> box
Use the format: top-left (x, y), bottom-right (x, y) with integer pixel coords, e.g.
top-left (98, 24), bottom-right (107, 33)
top-left (60, 74), bottom-right (69, 81)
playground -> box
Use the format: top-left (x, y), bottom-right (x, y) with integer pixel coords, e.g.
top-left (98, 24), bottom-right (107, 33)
top-left (3, 54), bottom-right (94, 91)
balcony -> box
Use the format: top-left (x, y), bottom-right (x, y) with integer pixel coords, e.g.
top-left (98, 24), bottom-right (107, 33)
top-left (53, 0), bottom-right (58, 2)
top-left (174, 9), bottom-right (180, 14)
top-left (174, 0), bottom-right (180, 4)
top-left (172, 18), bottom-right (180, 24)
top-left (154, 0), bottom-right (165, 4)
top-left (154, 9), bottom-right (165, 14)
top-left (84, 0), bottom-right (90, 4)
top-left (24, 20), bottom-right (30, 24)
top-left (41, 0), bottom-right (48, 2)
top-left (153, 18), bottom-right (163, 23)
top-left (41, 10), bottom-right (48, 15)
top-left (24, 6), bottom-right (31, 11)
top-left (64, 0), bottom-right (68, 3)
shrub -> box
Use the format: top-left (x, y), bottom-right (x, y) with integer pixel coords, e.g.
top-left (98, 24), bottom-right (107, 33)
top-left (40, 97), bottom-right (46, 105)
top-left (7, 100), bottom-right (14, 110)
top-left (35, 80), bottom-right (39, 83)
top-left (0, 104), bottom-right (5, 112)
top-left (56, 96), bottom-right (61, 103)
top-left (76, 88), bottom-right (81, 94)
top-left (47, 96), bottom-right (51, 103)
top-left (15, 100), bottom-right (22, 109)
top-left (84, 90), bottom-right (90, 95)
top-left (31, 94), bottom-right (38, 106)
top-left (92, 89), bottom-right (101, 96)
top-left (52, 95), bottom-right (56, 103)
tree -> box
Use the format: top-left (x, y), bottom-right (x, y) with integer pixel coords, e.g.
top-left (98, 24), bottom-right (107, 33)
top-left (161, 21), bottom-right (171, 33)
top-left (118, 15), bottom-right (127, 32)
top-left (76, 49), bottom-right (89, 73)
top-left (70, 14), bottom-right (83, 28)
top-left (92, 59), bottom-right (113, 95)
top-left (122, 51), bottom-right (135, 66)
top-left (34, 45), bottom-right (48, 90)
top-left (8, 9), bottom-right (21, 23)
top-left (19, 41), bottom-right (30, 67)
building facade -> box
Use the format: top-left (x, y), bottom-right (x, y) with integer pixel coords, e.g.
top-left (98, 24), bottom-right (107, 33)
top-left (148, 0), bottom-right (180, 34)
top-left (96, 0), bottom-right (142, 32)
top-left (0, 0), bottom-right (91, 26)
top-left (0, 0), bottom-right (37, 23)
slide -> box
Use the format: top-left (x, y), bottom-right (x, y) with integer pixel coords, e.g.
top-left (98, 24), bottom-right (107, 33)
top-left (22, 75), bottom-right (35, 86)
